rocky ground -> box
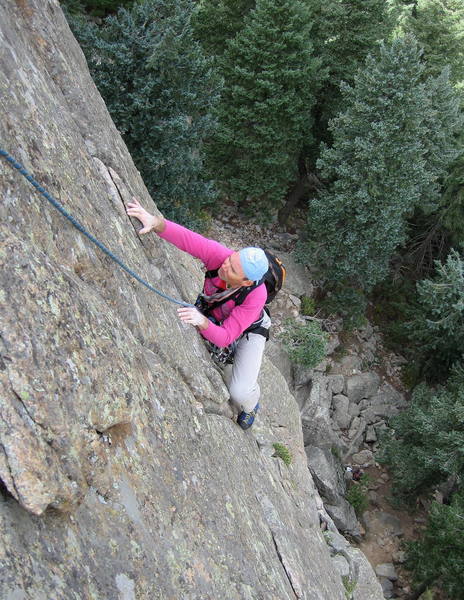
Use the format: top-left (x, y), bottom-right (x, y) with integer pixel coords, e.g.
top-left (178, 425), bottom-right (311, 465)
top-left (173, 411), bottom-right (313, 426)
top-left (207, 206), bottom-right (428, 600)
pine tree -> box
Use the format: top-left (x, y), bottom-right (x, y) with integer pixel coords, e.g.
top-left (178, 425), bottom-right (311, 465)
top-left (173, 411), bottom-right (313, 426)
top-left (207, 0), bottom-right (320, 218)
top-left (401, 0), bottom-right (464, 87)
top-left (277, 0), bottom-right (396, 224)
top-left (61, 0), bottom-right (135, 17)
top-left (193, 0), bottom-right (255, 58)
top-left (70, 0), bottom-right (220, 228)
top-left (311, 0), bottom-right (395, 135)
top-left (405, 489), bottom-right (464, 598)
top-left (441, 149), bottom-right (464, 245)
top-left (411, 249), bottom-right (464, 377)
top-left (301, 37), bottom-right (462, 293)
top-left (379, 365), bottom-right (464, 503)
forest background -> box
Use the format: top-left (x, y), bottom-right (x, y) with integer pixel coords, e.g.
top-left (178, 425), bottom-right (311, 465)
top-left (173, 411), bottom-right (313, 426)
top-left (62, 1), bottom-right (464, 597)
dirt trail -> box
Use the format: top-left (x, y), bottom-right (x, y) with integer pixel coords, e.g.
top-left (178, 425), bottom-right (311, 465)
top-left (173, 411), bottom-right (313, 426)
top-left (356, 463), bottom-right (428, 598)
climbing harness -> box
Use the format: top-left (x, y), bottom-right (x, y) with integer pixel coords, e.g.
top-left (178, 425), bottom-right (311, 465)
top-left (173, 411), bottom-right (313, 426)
top-left (195, 250), bottom-right (286, 349)
top-left (0, 149), bottom-right (193, 308)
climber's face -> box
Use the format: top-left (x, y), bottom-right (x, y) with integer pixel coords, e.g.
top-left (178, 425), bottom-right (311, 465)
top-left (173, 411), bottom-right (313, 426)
top-left (218, 252), bottom-right (253, 288)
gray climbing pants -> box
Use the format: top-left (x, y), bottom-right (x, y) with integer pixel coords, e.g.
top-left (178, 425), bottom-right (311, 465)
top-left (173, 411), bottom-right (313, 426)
top-left (224, 310), bottom-right (271, 413)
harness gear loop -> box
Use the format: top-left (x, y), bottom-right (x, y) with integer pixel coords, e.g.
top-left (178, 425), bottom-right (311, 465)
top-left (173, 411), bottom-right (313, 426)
top-left (0, 149), bottom-right (193, 308)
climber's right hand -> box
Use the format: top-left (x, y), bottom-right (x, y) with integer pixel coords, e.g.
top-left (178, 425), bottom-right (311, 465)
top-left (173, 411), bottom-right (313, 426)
top-left (126, 197), bottom-right (165, 234)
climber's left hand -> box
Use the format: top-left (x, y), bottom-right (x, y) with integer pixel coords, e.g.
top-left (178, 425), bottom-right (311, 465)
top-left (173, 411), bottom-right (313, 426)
top-left (177, 307), bottom-right (209, 331)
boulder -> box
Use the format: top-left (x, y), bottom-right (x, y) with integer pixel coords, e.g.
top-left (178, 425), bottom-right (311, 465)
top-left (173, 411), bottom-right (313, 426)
top-left (351, 450), bottom-right (374, 467)
top-left (328, 374), bottom-right (345, 395)
top-left (348, 403), bottom-right (361, 418)
top-left (325, 502), bottom-right (361, 538)
top-left (333, 396), bottom-right (352, 430)
top-left (331, 354), bottom-right (363, 376)
top-left (343, 417), bottom-right (369, 460)
top-left (327, 334), bottom-right (341, 355)
top-left (365, 425), bottom-right (377, 443)
top-left (345, 547), bottom-right (385, 600)
top-left (332, 554), bottom-right (350, 578)
top-left (276, 251), bottom-right (314, 297)
top-left (363, 511), bottom-right (404, 537)
top-left (324, 530), bottom-right (351, 555)
top-left (375, 563), bottom-right (398, 581)
top-left (293, 364), bottom-right (314, 387)
top-left (345, 373), bottom-right (380, 403)
top-left (305, 446), bottom-right (346, 505)
top-left (301, 373), bottom-right (347, 452)
top-left (379, 577), bottom-right (395, 598)
top-left (357, 322), bottom-right (374, 340)
top-left (370, 382), bottom-right (407, 408)
top-left (360, 404), bottom-right (400, 423)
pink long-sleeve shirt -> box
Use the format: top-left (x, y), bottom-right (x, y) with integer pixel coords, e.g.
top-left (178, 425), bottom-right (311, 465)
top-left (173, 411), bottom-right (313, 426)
top-left (158, 220), bottom-right (267, 347)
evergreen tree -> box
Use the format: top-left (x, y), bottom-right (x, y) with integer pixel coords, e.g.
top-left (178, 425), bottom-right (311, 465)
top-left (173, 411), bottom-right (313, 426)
top-left (405, 489), bottom-right (464, 599)
top-left (193, 0), bottom-right (255, 58)
top-left (441, 149), bottom-right (464, 245)
top-left (61, 0), bottom-right (134, 17)
top-left (70, 0), bottom-right (220, 228)
top-left (401, 0), bottom-right (464, 88)
top-left (300, 37), bottom-right (461, 292)
top-left (379, 365), bottom-right (464, 503)
top-left (411, 249), bottom-right (464, 377)
top-left (207, 0), bottom-right (320, 218)
top-left (311, 0), bottom-right (394, 135)
top-left (277, 0), bottom-right (395, 224)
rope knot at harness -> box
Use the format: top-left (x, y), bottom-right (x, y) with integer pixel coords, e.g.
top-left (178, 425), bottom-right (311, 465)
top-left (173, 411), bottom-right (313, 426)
top-left (0, 149), bottom-right (193, 308)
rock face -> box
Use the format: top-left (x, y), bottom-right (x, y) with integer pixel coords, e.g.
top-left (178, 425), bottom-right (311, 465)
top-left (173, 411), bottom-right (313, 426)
top-left (0, 2), bottom-right (349, 598)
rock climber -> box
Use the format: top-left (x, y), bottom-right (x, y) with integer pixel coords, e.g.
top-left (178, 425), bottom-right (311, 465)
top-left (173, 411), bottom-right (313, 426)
top-left (126, 198), bottom-right (270, 430)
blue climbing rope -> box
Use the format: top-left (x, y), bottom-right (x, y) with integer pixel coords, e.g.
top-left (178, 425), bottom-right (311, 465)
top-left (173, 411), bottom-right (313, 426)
top-left (0, 149), bottom-right (193, 307)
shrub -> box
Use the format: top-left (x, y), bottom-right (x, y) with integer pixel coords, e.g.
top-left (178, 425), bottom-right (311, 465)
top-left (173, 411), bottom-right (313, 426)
top-left (279, 318), bottom-right (328, 368)
top-left (300, 295), bottom-right (316, 316)
top-left (342, 575), bottom-right (357, 599)
top-left (346, 474), bottom-right (370, 516)
top-left (272, 443), bottom-right (292, 466)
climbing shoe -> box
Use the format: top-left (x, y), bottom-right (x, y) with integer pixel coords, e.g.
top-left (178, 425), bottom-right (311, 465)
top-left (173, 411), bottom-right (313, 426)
top-left (237, 403), bottom-right (259, 430)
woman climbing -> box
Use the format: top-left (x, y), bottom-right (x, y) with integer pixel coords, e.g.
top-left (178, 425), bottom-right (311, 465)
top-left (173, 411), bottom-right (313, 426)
top-left (126, 198), bottom-right (270, 430)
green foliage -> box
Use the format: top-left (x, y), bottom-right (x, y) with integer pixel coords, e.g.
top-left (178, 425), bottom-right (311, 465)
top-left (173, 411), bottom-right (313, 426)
top-left (346, 474), bottom-right (370, 516)
top-left (331, 446), bottom-right (341, 459)
top-left (272, 443), bottom-right (292, 466)
top-left (342, 575), bottom-right (357, 599)
top-left (372, 278), bottom-right (419, 353)
top-left (405, 489), bottom-right (464, 598)
top-left (378, 366), bottom-right (464, 504)
top-left (311, 0), bottom-right (395, 136)
top-left (441, 149), bottom-right (464, 245)
top-left (193, 0), bottom-right (255, 58)
top-left (279, 318), bottom-right (328, 368)
top-left (207, 0), bottom-right (320, 218)
top-left (400, 0), bottom-right (464, 88)
top-left (301, 36), bottom-right (462, 292)
top-left (61, 0), bottom-right (134, 16)
top-left (411, 249), bottom-right (464, 378)
top-left (400, 362), bottom-right (422, 389)
top-left (418, 591), bottom-right (434, 600)
top-left (300, 295), bottom-right (316, 316)
top-left (69, 0), bottom-right (220, 228)
top-left (318, 285), bottom-right (367, 331)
